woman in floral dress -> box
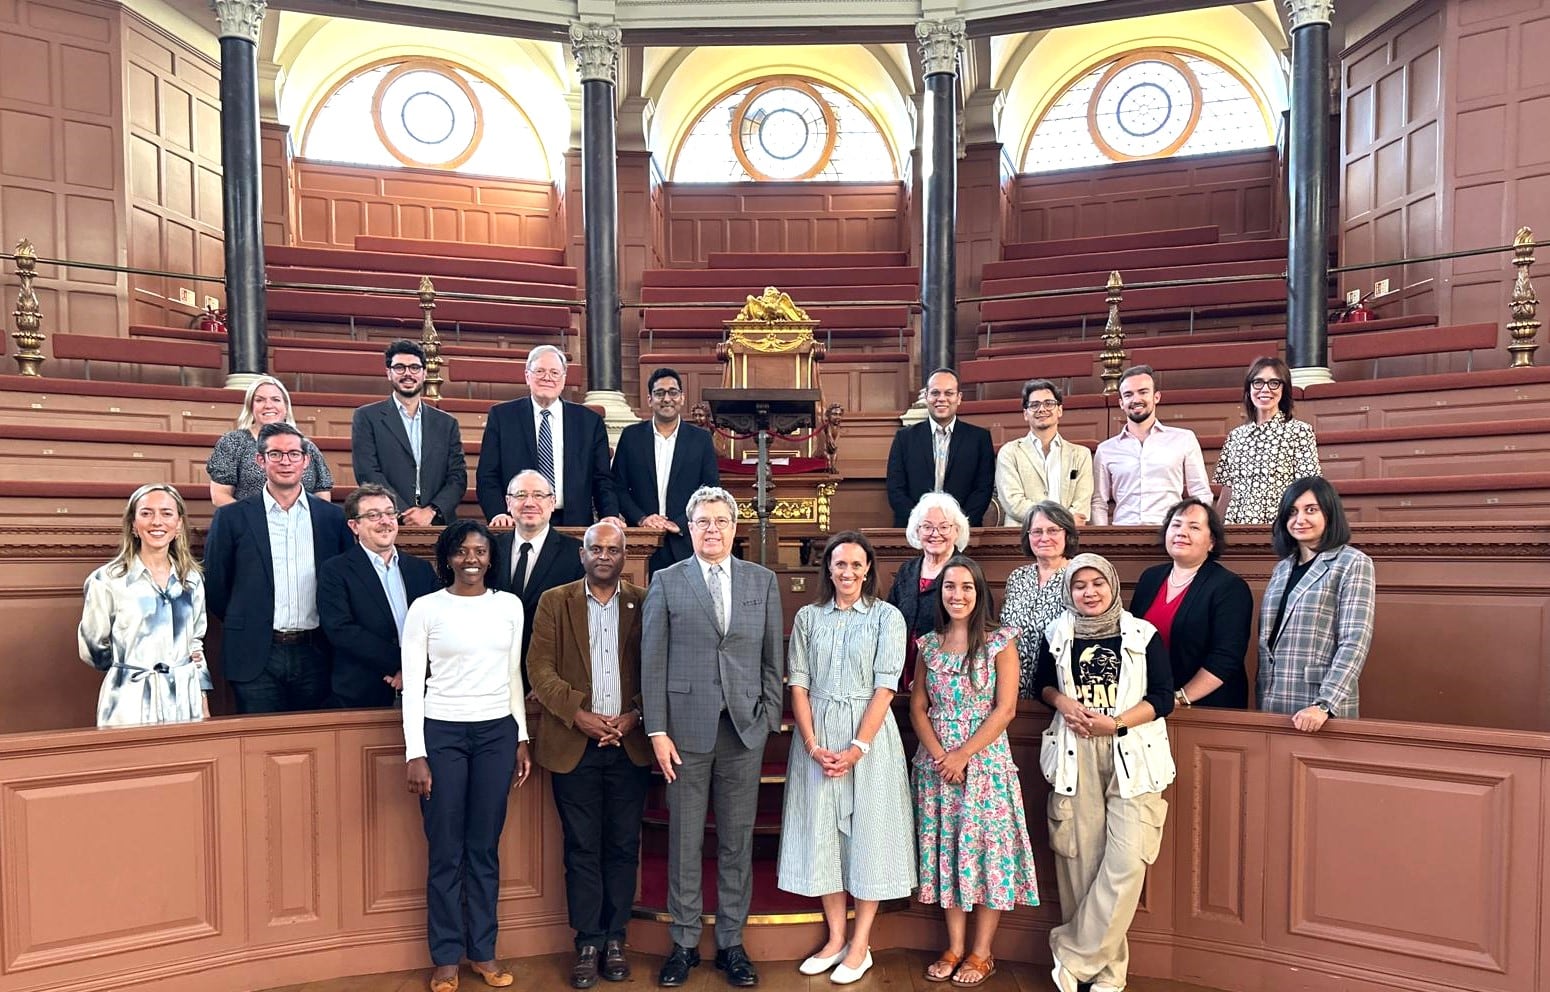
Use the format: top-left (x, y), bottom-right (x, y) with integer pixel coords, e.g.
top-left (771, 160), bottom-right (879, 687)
top-left (909, 555), bottom-right (1039, 988)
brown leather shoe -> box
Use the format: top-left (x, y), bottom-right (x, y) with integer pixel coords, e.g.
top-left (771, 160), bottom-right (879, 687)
top-left (571, 945), bottom-right (600, 989)
top-left (601, 939), bottom-right (630, 982)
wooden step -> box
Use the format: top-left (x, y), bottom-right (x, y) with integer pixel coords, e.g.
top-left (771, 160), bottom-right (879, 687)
top-left (1002, 225), bottom-right (1219, 261)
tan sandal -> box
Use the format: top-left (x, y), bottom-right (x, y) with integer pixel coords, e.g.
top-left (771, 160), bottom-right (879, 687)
top-left (951, 953), bottom-right (996, 987)
top-left (428, 972), bottom-right (459, 992)
top-left (469, 961), bottom-right (513, 988)
top-left (925, 950), bottom-right (962, 982)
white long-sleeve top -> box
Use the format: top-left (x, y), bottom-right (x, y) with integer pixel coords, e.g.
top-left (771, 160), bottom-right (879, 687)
top-left (400, 588), bottom-right (528, 760)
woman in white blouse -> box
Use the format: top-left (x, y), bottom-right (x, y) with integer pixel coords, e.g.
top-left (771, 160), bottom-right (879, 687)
top-left (402, 519), bottom-right (532, 992)
top-left (78, 483), bottom-right (209, 727)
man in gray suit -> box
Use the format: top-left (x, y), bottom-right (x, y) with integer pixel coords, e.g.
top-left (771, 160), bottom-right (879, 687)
top-left (642, 486), bottom-right (783, 988)
top-left (351, 340), bottom-right (467, 526)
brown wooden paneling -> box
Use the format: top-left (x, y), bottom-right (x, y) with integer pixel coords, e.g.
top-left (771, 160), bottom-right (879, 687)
top-left (1011, 149), bottom-right (1279, 246)
top-left (0, 0), bottom-right (125, 341)
top-left (1340, 2), bottom-right (1445, 320)
top-left (260, 121), bottom-right (293, 247)
top-left (121, 14), bottom-right (222, 328)
top-left (662, 181), bottom-right (906, 266)
top-left (292, 160), bottom-right (559, 250)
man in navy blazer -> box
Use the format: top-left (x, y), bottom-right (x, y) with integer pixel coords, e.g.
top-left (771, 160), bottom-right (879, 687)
top-left (885, 367), bottom-right (995, 526)
top-left (204, 422), bottom-right (354, 714)
top-left (317, 483), bottom-right (441, 709)
top-left (351, 340), bottom-right (467, 526)
top-left (612, 367), bottom-right (720, 573)
top-left (476, 344), bottom-right (621, 528)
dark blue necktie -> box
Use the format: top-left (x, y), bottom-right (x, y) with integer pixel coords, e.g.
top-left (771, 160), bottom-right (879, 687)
top-left (538, 408), bottom-right (555, 492)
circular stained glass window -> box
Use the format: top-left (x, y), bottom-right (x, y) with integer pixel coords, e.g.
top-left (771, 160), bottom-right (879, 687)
top-left (1087, 53), bottom-right (1202, 161)
top-left (372, 63), bottom-right (483, 170)
top-left (731, 80), bottom-right (837, 181)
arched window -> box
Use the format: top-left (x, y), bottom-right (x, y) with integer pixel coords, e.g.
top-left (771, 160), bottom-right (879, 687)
top-left (673, 76), bottom-right (896, 182)
top-left (1023, 50), bottom-right (1270, 174)
top-left (302, 59), bottom-right (549, 179)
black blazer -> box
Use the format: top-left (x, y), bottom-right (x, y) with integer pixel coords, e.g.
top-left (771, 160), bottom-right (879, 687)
top-left (350, 398), bottom-right (467, 523)
top-left (475, 398), bottom-right (619, 526)
top-left (886, 556), bottom-right (942, 644)
top-left (490, 529), bottom-right (586, 663)
top-left (317, 545), bottom-right (440, 708)
top-left (885, 419), bottom-right (995, 527)
top-left (612, 419), bottom-right (720, 570)
top-left (203, 493), bottom-right (354, 683)
top-left (1129, 559), bottom-right (1252, 708)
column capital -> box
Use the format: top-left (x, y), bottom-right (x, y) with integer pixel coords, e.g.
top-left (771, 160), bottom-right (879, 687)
top-left (570, 20), bottom-right (622, 85)
top-left (915, 18), bottom-right (965, 78)
top-left (1284, 0), bottom-right (1334, 29)
top-left (209, 0), bottom-right (265, 43)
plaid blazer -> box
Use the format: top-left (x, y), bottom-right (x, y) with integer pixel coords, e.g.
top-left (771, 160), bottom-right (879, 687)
top-left (1256, 544), bottom-right (1375, 718)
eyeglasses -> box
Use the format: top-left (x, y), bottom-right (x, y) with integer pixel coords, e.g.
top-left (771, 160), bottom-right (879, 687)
top-left (650, 388), bottom-right (683, 400)
top-left (917, 522), bottom-right (956, 536)
top-left (262, 450), bottom-right (306, 463)
top-left (506, 490), bottom-right (555, 502)
top-left (354, 510), bottom-right (397, 523)
top-left (1025, 400), bottom-right (1061, 411)
top-left (389, 363), bottom-right (425, 375)
top-left (527, 368), bottom-right (564, 381)
top-left (689, 517), bottom-right (734, 531)
top-left (1250, 378), bottom-right (1286, 391)
top-left (1027, 526), bottom-right (1064, 537)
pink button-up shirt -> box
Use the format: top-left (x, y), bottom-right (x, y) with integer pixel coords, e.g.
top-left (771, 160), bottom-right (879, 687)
top-left (1090, 421), bottom-right (1213, 525)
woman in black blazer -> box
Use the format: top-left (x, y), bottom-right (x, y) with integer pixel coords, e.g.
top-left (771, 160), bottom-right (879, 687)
top-left (1128, 498), bottom-right (1252, 708)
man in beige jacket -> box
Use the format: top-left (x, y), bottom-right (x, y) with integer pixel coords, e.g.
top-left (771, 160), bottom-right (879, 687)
top-left (995, 379), bottom-right (1094, 527)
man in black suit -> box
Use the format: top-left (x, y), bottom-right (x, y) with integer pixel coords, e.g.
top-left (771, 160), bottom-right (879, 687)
top-left (885, 367), bottom-right (995, 527)
top-left (351, 340), bottom-right (468, 526)
top-left (612, 367), bottom-right (720, 573)
top-left (476, 344), bottom-right (622, 528)
top-left (490, 469), bottom-right (585, 671)
top-left (204, 422), bottom-right (354, 713)
top-left (317, 482), bottom-right (441, 709)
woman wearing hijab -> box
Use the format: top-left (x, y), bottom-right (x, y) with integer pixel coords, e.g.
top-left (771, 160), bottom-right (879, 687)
top-left (1036, 554), bottom-right (1175, 992)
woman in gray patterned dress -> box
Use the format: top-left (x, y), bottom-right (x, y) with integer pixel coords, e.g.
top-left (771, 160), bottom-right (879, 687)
top-left (778, 531), bottom-right (915, 986)
top-left (205, 375), bottom-right (332, 506)
top-left (78, 483), bottom-right (209, 726)
top-left (1214, 356), bottom-right (1320, 524)
top-left (1000, 500), bottom-right (1079, 697)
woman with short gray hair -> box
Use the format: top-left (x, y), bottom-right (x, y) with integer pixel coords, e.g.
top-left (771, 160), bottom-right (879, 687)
top-left (886, 493), bottom-right (972, 687)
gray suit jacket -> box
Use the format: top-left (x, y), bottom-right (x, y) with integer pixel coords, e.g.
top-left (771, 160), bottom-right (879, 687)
top-left (350, 398), bottom-right (467, 523)
top-left (1257, 544), bottom-right (1375, 718)
top-left (641, 556), bottom-right (784, 753)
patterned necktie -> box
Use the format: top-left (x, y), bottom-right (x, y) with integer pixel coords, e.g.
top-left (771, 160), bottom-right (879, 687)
top-left (707, 564), bottom-right (726, 635)
top-left (934, 426), bottom-right (949, 491)
top-left (538, 408), bottom-right (556, 491)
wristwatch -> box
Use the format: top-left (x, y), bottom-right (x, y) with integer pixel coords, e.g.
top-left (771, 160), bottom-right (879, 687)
top-left (1113, 715), bottom-right (1129, 738)
top-left (849, 738), bottom-right (872, 755)
top-left (1314, 700), bottom-right (1332, 716)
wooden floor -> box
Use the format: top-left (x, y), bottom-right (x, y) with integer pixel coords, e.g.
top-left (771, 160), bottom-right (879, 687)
top-left (260, 948), bottom-right (1229, 992)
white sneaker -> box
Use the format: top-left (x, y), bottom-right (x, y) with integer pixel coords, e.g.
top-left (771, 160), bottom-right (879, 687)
top-left (1050, 957), bottom-right (1080, 992)
top-left (799, 944), bottom-right (848, 976)
top-left (830, 948), bottom-right (873, 985)
top-left (1092, 984), bottom-right (1124, 992)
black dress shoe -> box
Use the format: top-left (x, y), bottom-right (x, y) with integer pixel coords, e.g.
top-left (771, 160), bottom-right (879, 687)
top-left (658, 944), bottom-right (701, 987)
top-left (571, 945), bottom-right (600, 989)
top-left (602, 939), bottom-right (630, 982)
top-left (714, 945), bottom-right (759, 987)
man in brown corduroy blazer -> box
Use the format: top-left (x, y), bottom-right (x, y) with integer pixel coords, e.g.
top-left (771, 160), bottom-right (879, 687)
top-left (527, 521), bottom-right (651, 989)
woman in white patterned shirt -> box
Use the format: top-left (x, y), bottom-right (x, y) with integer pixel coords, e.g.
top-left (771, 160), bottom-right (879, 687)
top-left (1213, 357), bottom-right (1321, 524)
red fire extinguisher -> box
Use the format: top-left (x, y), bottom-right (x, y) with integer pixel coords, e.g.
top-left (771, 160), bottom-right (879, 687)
top-left (197, 303), bottom-right (228, 334)
top-left (1333, 292), bottom-right (1376, 323)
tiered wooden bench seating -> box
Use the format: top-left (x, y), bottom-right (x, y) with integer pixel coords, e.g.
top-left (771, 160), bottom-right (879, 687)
top-left (49, 333), bottom-right (224, 386)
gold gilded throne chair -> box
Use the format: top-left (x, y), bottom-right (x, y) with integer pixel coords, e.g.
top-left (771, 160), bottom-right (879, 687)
top-left (692, 287), bottom-right (843, 565)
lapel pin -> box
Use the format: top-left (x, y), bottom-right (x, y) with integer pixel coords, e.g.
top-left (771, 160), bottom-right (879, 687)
top-left (627, 602), bottom-right (635, 609)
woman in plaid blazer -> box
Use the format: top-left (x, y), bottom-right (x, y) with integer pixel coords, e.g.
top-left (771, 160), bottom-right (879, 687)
top-left (1256, 477), bottom-right (1375, 732)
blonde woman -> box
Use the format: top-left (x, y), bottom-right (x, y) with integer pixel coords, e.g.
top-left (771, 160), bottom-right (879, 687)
top-left (206, 374), bottom-right (332, 506)
top-left (78, 483), bottom-right (210, 727)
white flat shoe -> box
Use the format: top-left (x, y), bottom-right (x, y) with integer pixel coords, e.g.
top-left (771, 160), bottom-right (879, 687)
top-left (799, 944), bottom-right (848, 976)
top-left (1051, 958), bottom-right (1080, 992)
top-left (831, 948), bottom-right (873, 985)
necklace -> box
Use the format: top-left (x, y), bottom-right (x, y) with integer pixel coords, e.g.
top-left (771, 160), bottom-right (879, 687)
top-left (1168, 567), bottom-right (1200, 589)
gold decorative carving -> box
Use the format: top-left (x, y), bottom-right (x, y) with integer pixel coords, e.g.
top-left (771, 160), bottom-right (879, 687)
top-left (734, 286), bottom-right (810, 323)
top-left (727, 328), bottom-right (816, 353)
top-left (1098, 270), bottom-right (1127, 394)
top-left (10, 238), bottom-right (44, 377)
top-left (418, 276), bottom-right (446, 402)
top-left (1507, 226), bottom-right (1540, 369)
top-left (816, 482), bottom-right (837, 533)
top-left (736, 497), bottom-right (821, 524)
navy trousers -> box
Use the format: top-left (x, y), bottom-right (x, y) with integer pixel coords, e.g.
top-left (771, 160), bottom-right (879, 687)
top-left (421, 716), bottom-right (519, 966)
top-left (550, 740), bottom-right (650, 948)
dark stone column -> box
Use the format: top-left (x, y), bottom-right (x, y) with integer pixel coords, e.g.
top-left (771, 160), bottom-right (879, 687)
top-left (916, 18), bottom-right (965, 382)
top-left (569, 21), bottom-right (634, 440)
top-left (1285, 0), bottom-right (1334, 386)
top-left (211, 0), bottom-right (268, 385)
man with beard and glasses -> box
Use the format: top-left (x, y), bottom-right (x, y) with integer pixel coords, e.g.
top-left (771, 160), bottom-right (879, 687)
top-left (351, 340), bottom-right (468, 526)
top-left (612, 367), bottom-right (719, 574)
top-left (1090, 365), bottom-right (1212, 526)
